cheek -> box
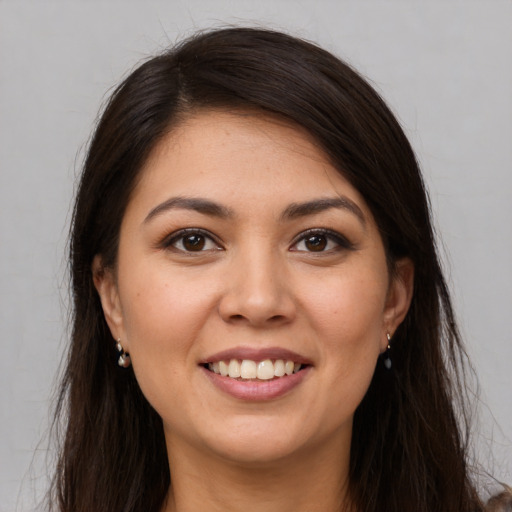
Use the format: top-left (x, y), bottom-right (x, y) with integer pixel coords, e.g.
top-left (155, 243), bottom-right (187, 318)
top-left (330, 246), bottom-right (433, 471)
top-left (117, 269), bottom-right (219, 419)
top-left (118, 265), bottom-right (217, 359)
top-left (306, 271), bottom-right (387, 340)
top-left (301, 268), bottom-right (387, 393)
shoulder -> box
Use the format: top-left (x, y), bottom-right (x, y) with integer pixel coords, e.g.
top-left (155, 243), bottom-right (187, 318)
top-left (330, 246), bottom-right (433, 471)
top-left (486, 486), bottom-right (512, 512)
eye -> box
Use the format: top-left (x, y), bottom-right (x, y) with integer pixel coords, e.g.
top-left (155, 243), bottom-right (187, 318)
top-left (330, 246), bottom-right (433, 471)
top-left (164, 229), bottom-right (222, 253)
top-left (290, 229), bottom-right (354, 253)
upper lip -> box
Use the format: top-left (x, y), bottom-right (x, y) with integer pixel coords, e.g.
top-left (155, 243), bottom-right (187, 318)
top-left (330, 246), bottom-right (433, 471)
top-left (200, 346), bottom-right (312, 365)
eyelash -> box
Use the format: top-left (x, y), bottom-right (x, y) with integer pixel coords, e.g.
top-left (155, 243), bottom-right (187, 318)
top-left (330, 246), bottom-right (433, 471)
top-left (161, 228), bottom-right (223, 253)
top-left (161, 228), bottom-right (354, 254)
top-left (290, 228), bottom-right (355, 253)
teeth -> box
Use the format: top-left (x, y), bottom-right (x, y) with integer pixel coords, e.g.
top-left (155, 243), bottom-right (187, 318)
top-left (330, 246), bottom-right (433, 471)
top-left (228, 359), bottom-right (241, 378)
top-left (209, 358), bottom-right (303, 380)
top-left (219, 360), bottom-right (229, 377)
top-left (274, 359), bottom-right (285, 377)
top-left (257, 359), bottom-right (274, 380)
top-left (240, 360), bottom-right (257, 379)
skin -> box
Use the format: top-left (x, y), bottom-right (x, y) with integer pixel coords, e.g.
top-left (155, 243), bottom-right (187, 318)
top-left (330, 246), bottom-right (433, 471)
top-left (94, 111), bottom-right (414, 512)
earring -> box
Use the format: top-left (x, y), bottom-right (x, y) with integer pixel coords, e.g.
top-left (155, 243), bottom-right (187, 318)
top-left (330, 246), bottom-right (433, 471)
top-left (383, 332), bottom-right (392, 370)
top-left (116, 339), bottom-right (131, 368)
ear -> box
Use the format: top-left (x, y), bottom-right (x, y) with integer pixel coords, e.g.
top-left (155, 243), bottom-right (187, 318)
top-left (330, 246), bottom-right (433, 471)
top-left (92, 255), bottom-right (126, 345)
top-left (382, 257), bottom-right (414, 349)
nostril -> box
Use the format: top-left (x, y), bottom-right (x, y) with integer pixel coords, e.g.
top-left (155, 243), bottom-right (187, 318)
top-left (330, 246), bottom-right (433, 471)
top-left (228, 313), bottom-right (288, 324)
top-left (269, 314), bottom-right (286, 322)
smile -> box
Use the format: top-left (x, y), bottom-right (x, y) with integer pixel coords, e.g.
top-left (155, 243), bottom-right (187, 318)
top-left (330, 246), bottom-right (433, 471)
top-left (200, 347), bottom-right (312, 400)
top-left (207, 359), bottom-right (304, 380)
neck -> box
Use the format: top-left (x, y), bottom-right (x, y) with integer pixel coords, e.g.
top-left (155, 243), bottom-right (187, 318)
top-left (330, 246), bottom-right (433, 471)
top-left (162, 433), bottom-right (353, 512)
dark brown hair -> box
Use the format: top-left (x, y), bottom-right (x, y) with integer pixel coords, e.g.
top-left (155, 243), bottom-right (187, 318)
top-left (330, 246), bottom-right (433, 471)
top-left (50, 27), bottom-right (491, 511)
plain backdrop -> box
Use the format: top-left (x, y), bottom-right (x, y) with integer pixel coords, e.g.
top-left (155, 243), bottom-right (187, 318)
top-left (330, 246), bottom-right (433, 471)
top-left (1, 1), bottom-right (511, 510)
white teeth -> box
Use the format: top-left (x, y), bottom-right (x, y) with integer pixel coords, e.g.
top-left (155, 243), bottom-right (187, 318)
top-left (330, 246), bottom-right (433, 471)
top-left (257, 359), bottom-right (274, 380)
top-left (228, 359), bottom-right (241, 378)
top-left (209, 358), bottom-right (304, 380)
top-left (274, 359), bottom-right (285, 377)
top-left (219, 360), bottom-right (229, 376)
top-left (240, 360), bottom-right (257, 379)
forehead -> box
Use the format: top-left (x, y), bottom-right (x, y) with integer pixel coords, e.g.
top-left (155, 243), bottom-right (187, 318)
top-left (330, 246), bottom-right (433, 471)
top-left (128, 110), bottom-right (372, 220)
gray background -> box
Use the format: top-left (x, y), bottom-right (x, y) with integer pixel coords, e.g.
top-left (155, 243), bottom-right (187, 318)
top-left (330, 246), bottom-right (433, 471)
top-left (1, 1), bottom-right (511, 510)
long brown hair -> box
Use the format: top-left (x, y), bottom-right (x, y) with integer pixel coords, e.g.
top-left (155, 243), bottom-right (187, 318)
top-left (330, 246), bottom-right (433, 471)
top-left (50, 27), bottom-right (490, 511)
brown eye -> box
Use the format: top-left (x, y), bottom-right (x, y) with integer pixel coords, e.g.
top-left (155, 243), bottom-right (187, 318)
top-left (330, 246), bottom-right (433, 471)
top-left (165, 229), bottom-right (221, 253)
top-left (304, 235), bottom-right (327, 252)
top-left (182, 234), bottom-right (206, 251)
top-left (291, 229), bottom-right (354, 253)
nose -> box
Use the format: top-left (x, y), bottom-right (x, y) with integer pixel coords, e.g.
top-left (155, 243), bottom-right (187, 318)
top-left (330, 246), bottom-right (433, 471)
top-left (218, 247), bottom-right (297, 328)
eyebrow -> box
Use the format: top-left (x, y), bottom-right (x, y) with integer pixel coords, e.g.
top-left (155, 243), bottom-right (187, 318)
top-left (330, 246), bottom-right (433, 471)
top-left (281, 197), bottom-right (366, 226)
top-left (144, 196), bottom-right (234, 223)
top-left (143, 195), bottom-right (366, 226)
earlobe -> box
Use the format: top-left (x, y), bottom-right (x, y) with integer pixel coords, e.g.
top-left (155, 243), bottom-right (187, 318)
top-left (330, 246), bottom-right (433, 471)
top-left (383, 257), bottom-right (414, 341)
top-left (92, 255), bottom-right (125, 342)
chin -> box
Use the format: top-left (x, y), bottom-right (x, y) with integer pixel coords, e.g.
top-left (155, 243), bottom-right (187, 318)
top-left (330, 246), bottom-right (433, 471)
top-left (210, 435), bottom-right (305, 466)
top-left (196, 414), bottom-right (325, 466)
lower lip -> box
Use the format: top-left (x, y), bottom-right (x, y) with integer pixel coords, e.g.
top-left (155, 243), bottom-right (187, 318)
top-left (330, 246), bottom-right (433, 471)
top-left (201, 366), bottom-right (312, 401)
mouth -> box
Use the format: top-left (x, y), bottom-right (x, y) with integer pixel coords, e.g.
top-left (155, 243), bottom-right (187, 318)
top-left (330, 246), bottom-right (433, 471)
top-left (203, 359), bottom-right (309, 381)
top-left (200, 348), bottom-right (312, 400)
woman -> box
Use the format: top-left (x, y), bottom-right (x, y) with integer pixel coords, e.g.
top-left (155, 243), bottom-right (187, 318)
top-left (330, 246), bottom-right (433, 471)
top-left (48, 27), bottom-right (509, 511)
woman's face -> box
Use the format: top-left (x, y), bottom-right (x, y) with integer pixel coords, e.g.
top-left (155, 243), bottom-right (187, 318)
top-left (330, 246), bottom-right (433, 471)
top-left (95, 111), bottom-right (412, 465)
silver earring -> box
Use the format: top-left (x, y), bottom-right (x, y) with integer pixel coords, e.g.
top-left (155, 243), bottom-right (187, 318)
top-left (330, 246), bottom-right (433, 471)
top-left (116, 339), bottom-right (131, 368)
top-left (383, 332), bottom-right (392, 370)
